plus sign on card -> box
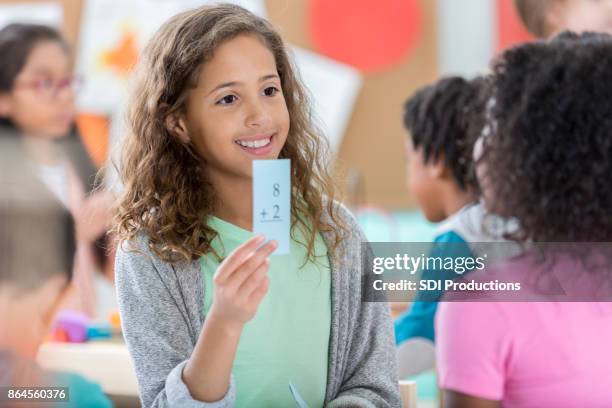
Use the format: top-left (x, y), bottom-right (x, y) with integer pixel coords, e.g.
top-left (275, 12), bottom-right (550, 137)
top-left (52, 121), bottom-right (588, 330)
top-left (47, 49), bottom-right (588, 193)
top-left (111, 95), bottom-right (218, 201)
top-left (253, 159), bottom-right (291, 255)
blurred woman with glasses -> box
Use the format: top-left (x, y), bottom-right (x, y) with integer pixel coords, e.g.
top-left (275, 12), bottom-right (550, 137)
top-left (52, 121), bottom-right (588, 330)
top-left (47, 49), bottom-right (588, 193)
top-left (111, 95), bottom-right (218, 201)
top-left (0, 23), bottom-right (115, 319)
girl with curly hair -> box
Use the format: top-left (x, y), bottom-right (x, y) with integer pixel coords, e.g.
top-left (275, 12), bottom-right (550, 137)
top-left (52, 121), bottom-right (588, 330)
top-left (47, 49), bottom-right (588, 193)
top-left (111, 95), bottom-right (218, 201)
top-left (113, 4), bottom-right (399, 408)
top-left (436, 32), bottom-right (612, 408)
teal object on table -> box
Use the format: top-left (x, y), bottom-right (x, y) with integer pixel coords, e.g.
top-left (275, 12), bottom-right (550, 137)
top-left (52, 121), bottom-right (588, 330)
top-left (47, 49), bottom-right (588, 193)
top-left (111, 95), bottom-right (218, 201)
top-left (86, 323), bottom-right (113, 340)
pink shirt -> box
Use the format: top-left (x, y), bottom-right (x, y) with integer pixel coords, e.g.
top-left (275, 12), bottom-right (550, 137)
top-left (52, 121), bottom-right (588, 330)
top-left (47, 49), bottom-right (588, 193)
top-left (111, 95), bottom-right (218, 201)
top-left (436, 256), bottom-right (612, 407)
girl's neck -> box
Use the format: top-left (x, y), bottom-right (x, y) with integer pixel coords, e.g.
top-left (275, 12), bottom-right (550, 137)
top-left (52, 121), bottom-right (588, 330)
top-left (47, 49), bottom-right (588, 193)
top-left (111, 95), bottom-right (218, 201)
top-left (210, 173), bottom-right (253, 231)
top-left (443, 186), bottom-right (476, 219)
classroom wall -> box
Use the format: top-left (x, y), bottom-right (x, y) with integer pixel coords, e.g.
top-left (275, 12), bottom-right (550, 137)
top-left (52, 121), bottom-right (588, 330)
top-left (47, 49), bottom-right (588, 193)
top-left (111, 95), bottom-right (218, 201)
top-left (3, 0), bottom-right (440, 208)
top-left (2, 0), bottom-right (531, 209)
top-left (267, 0), bottom-right (439, 208)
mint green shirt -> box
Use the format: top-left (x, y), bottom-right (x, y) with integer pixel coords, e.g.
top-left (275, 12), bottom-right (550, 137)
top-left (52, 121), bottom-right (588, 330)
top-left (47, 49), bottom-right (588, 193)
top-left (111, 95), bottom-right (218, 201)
top-left (200, 216), bottom-right (331, 408)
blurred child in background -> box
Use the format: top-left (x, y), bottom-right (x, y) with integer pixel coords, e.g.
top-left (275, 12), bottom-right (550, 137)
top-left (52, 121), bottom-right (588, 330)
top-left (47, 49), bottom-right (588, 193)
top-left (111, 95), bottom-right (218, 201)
top-left (395, 76), bottom-right (487, 345)
top-left (0, 140), bottom-right (112, 408)
top-left (436, 32), bottom-right (612, 407)
top-left (514, 0), bottom-right (612, 38)
top-left (0, 23), bottom-right (115, 318)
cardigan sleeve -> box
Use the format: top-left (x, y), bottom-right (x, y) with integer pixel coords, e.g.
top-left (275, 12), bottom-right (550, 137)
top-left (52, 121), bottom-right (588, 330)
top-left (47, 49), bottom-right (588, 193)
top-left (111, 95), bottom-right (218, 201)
top-left (325, 205), bottom-right (401, 408)
top-left (115, 237), bottom-right (236, 408)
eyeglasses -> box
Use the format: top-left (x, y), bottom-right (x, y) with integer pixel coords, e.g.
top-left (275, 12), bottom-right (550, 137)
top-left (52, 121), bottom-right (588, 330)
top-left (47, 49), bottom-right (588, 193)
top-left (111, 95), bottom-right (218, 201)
top-left (13, 75), bottom-right (83, 99)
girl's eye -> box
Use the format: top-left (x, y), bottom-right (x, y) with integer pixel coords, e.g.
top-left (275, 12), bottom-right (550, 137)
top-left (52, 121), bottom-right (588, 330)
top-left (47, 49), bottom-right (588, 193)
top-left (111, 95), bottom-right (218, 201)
top-left (263, 86), bottom-right (279, 97)
top-left (217, 95), bottom-right (237, 105)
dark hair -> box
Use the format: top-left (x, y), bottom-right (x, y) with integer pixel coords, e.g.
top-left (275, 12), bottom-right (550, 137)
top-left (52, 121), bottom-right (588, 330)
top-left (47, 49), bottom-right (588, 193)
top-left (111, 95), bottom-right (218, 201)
top-left (481, 31), bottom-right (612, 242)
top-left (403, 76), bottom-right (485, 191)
top-left (0, 23), bottom-right (67, 93)
top-left (0, 138), bottom-right (75, 290)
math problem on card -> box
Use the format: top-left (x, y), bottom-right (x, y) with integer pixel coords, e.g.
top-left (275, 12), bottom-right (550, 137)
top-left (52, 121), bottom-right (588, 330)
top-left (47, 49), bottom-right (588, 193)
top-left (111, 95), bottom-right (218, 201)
top-left (253, 159), bottom-right (290, 254)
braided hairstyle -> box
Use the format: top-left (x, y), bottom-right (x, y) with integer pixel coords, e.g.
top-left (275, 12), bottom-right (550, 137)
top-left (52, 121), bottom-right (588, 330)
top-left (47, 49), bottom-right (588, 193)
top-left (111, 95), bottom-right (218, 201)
top-left (403, 76), bottom-right (485, 192)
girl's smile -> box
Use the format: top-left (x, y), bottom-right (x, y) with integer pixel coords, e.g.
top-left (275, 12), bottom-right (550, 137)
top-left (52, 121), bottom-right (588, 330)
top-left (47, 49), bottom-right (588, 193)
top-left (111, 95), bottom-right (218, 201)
top-left (234, 132), bottom-right (276, 156)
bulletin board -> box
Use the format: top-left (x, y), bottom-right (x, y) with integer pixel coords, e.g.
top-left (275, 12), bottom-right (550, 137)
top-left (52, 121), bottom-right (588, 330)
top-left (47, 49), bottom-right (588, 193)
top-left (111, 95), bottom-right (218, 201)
top-left (267, 0), bottom-right (438, 209)
top-left (4, 0), bottom-right (439, 209)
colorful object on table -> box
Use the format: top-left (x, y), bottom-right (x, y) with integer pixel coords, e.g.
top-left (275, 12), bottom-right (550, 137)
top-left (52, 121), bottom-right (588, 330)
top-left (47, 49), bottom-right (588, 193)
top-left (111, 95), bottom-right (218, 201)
top-left (50, 311), bottom-right (122, 343)
top-left (86, 323), bottom-right (113, 340)
top-left (52, 311), bottom-right (90, 343)
top-left (48, 327), bottom-right (69, 343)
top-left (108, 310), bottom-right (122, 332)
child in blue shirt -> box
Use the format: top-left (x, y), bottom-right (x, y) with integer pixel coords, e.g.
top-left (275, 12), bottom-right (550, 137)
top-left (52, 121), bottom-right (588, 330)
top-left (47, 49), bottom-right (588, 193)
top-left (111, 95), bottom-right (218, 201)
top-left (395, 76), bottom-right (489, 344)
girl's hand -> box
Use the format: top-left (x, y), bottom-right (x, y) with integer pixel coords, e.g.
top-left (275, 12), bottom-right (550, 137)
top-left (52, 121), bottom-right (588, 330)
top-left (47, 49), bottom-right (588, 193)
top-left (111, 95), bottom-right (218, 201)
top-left (208, 235), bottom-right (277, 331)
top-left (184, 235), bottom-right (276, 402)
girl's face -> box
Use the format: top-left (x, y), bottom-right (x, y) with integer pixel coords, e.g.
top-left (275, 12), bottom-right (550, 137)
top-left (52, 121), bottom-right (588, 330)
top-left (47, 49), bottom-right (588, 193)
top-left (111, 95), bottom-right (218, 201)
top-left (0, 41), bottom-right (76, 138)
top-left (182, 34), bottom-right (290, 181)
top-left (550, 0), bottom-right (612, 36)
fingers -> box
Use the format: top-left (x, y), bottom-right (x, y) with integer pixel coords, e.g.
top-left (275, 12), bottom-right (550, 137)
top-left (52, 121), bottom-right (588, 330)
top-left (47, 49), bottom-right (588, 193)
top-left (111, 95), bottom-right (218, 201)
top-left (237, 258), bottom-right (269, 298)
top-left (209, 237), bottom-right (275, 326)
top-left (224, 240), bottom-right (277, 292)
top-left (214, 235), bottom-right (266, 284)
top-left (248, 275), bottom-right (269, 306)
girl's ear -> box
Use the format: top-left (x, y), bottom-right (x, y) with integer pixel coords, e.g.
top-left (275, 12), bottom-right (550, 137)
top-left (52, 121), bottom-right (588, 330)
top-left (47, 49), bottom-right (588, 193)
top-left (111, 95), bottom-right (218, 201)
top-left (165, 113), bottom-right (190, 144)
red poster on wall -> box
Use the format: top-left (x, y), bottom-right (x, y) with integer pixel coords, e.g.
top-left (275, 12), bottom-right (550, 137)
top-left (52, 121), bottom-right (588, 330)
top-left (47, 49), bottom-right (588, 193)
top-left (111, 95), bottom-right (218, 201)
top-left (308, 0), bottom-right (423, 73)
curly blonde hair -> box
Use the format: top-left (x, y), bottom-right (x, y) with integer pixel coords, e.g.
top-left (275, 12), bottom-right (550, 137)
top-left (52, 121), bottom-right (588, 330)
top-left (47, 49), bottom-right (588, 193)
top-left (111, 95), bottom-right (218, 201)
top-left (114, 4), bottom-right (345, 263)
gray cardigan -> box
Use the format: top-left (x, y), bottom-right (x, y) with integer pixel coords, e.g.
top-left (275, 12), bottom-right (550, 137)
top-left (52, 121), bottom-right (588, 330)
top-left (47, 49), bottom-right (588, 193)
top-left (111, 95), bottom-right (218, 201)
top-left (115, 203), bottom-right (400, 408)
